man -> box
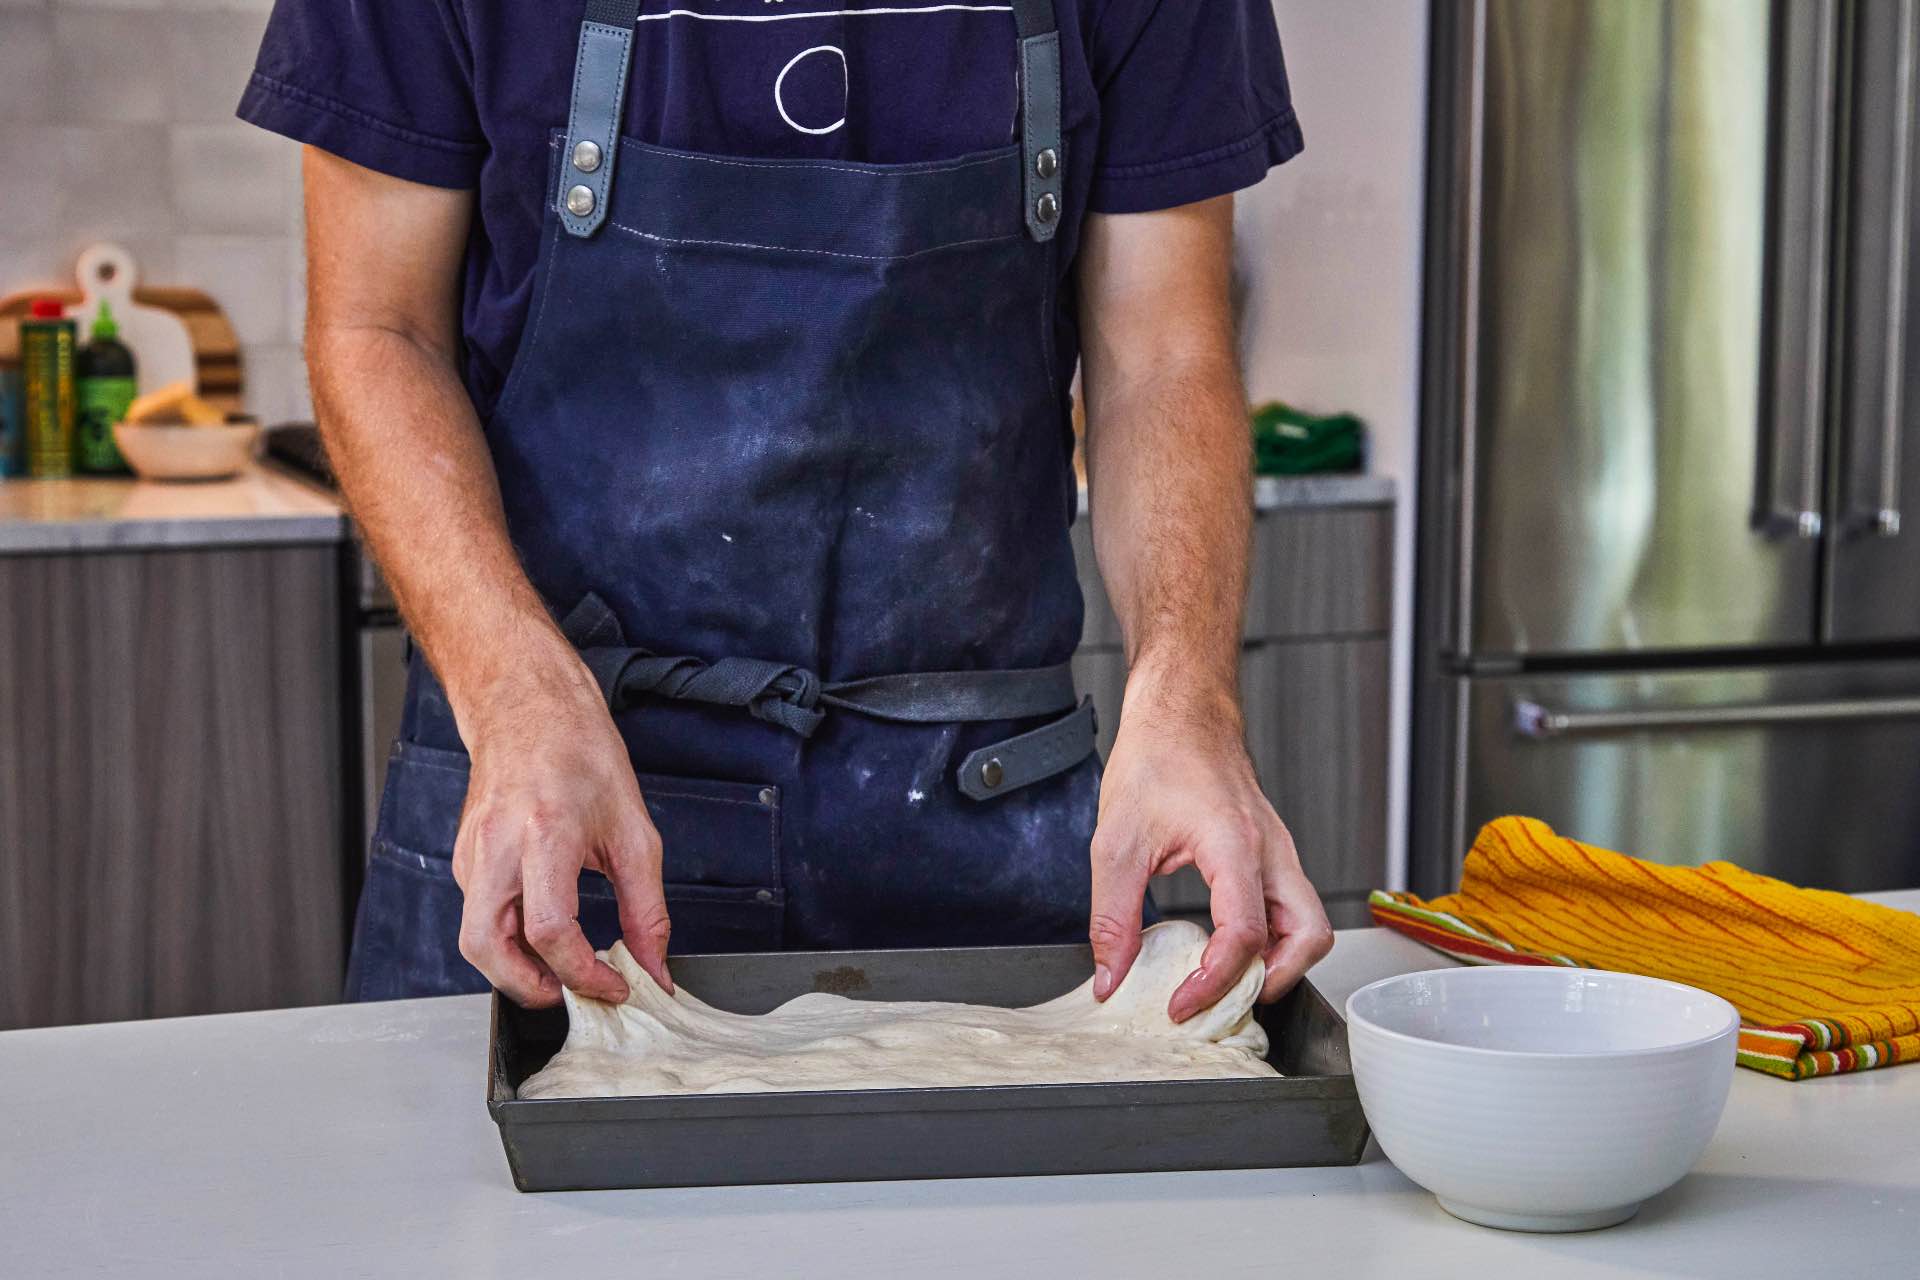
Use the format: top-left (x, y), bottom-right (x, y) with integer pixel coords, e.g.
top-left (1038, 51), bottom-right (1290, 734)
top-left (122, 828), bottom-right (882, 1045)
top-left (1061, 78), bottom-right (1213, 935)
top-left (241, 0), bottom-right (1332, 1021)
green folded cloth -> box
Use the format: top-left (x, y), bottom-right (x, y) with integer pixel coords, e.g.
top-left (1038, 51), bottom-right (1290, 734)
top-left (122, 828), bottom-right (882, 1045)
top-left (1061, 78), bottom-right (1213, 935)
top-left (1250, 401), bottom-right (1365, 476)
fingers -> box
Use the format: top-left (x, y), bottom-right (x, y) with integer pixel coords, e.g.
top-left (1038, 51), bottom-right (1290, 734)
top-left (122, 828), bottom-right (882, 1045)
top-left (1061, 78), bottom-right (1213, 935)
top-left (456, 831), bottom-right (566, 1008)
top-left (604, 804), bottom-right (674, 994)
top-left (1169, 845), bottom-right (1265, 1023)
top-left (521, 835), bottom-right (631, 1002)
top-left (1258, 870), bottom-right (1335, 1003)
top-left (461, 898), bottom-right (564, 1008)
top-left (1087, 829), bottom-right (1151, 1000)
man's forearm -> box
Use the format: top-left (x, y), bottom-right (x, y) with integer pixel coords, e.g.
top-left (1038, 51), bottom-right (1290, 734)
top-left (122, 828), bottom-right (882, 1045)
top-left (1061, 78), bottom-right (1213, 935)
top-left (301, 146), bottom-right (586, 743)
top-left (1080, 200), bottom-right (1252, 727)
top-left (307, 325), bottom-right (584, 736)
top-left (1077, 198), bottom-right (1332, 1016)
top-left (302, 145), bottom-right (672, 1006)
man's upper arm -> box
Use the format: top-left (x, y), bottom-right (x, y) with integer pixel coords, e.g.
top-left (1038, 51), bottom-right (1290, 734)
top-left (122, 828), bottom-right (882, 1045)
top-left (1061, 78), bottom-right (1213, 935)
top-left (303, 147), bottom-right (474, 361)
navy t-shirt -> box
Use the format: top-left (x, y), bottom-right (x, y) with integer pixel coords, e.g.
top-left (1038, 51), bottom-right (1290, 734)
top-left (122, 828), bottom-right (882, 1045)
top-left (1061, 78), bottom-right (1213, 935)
top-left (239, 1), bottom-right (1301, 417)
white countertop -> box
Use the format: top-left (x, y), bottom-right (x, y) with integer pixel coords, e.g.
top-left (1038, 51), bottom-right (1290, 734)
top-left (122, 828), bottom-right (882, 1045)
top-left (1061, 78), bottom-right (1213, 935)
top-left (0, 465), bottom-right (346, 554)
top-left (3, 893), bottom-right (1913, 1279)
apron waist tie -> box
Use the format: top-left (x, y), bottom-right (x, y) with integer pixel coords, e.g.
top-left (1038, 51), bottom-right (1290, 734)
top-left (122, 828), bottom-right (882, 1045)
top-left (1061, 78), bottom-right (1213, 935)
top-left (560, 593), bottom-right (1097, 800)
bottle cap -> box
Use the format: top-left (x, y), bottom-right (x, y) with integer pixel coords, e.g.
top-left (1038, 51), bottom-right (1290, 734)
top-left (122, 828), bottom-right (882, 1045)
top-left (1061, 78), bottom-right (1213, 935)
top-left (91, 299), bottom-right (119, 341)
top-left (28, 298), bottom-right (65, 320)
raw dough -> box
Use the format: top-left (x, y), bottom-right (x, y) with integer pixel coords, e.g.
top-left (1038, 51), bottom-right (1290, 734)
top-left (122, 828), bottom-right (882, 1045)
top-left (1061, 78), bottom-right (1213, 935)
top-left (517, 920), bottom-right (1278, 1098)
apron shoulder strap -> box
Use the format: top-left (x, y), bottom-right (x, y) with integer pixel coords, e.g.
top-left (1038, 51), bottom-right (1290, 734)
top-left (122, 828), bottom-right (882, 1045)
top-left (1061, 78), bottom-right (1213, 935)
top-left (558, 0), bottom-right (1066, 243)
top-left (1010, 0), bottom-right (1065, 242)
top-left (558, 0), bottom-right (643, 238)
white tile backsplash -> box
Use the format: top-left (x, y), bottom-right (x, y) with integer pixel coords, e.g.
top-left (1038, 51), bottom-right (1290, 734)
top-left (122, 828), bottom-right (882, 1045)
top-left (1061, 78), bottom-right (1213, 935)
top-left (0, 238), bottom-right (70, 302)
top-left (3, 0), bottom-right (306, 417)
top-left (285, 224), bottom-right (307, 345)
top-left (167, 7), bottom-right (269, 123)
top-left (175, 233), bottom-right (286, 344)
top-left (241, 341), bottom-right (310, 424)
top-left (0, 126), bottom-right (65, 243)
top-left (169, 123), bottom-right (297, 235)
top-left (49, 123), bottom-right (177, 243)
top-left (50, 8), bottom-right (175, 123)
top-left (0, 9), bottom-right (55, 123)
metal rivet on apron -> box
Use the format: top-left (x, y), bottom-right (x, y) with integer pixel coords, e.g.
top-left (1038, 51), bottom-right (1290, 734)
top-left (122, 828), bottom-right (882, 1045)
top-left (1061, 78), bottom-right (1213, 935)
top-left (755, 889), bottom-right (775, 904)
top-left (981, 758), bottom-right (1005, 789)
top-left (1034, 192), bottom-right (1059, 225)
top-left (1034, 148), bottom-right (1058, 180)
top-left (565, 184), bottom-right (596, 217)
top-left (758, 787), bottom-right (776, 807)
top-left (571, 139), bottom-right (603, 174)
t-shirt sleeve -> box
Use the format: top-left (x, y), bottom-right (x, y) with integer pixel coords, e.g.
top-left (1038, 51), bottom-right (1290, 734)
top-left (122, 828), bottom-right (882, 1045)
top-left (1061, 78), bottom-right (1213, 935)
top-left (236, 0), bottom-right (485, 189)
top-left (1084, 0), bottom-right (1303, 214)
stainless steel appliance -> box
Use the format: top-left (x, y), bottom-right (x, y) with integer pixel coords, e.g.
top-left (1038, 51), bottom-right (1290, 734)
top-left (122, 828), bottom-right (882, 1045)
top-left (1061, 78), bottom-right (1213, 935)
top-left (1414, 0), bottom-right (1920, 893)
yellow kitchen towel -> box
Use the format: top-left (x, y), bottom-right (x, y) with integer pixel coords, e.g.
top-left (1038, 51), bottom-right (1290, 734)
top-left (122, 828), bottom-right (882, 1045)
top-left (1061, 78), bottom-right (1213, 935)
top-left (1370, 817), bottom-right (1920, 1080)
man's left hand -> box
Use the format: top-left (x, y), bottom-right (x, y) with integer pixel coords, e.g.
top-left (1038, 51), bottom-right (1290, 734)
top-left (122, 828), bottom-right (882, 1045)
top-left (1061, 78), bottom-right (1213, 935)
top-left (1087, 680), bottom-right (1334, 1023)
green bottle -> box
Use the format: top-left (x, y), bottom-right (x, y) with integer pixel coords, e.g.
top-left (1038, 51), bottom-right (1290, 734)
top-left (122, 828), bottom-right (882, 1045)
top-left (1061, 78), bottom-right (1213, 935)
top-left (75, 300), bottom-right (137, 474)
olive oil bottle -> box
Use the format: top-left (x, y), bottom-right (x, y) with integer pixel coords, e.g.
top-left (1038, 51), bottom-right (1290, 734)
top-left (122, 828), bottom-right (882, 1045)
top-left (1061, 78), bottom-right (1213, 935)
top-left (21, 298), bottom-right (76, 479)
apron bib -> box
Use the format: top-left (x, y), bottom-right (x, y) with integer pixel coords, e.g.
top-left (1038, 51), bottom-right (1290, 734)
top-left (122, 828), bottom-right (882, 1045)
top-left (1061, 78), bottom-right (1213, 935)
top-left (346, 0), bottom-right (1110, 1000)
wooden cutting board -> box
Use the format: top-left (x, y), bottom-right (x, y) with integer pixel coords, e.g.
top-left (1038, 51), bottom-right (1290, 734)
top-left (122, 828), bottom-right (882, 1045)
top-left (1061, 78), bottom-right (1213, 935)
top-left (0, 286), bottom-right (244, 417)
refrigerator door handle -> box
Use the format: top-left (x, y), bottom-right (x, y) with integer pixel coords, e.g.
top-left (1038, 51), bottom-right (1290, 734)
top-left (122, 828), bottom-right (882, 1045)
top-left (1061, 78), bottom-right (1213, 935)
top-left (1842, 0), bottom-right (1918, 541)
top-left (1513, 694), bottom-right (1920, 739)
top-left (1757, 0), bottom-right (1839, 541)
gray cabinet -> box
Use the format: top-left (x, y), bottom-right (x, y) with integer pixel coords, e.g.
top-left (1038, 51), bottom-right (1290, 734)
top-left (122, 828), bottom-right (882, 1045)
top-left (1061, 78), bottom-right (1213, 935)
top-left (0, 546), bottom-right (345, 1029)
top-left (1073, 500), bottom-right (1393, 930)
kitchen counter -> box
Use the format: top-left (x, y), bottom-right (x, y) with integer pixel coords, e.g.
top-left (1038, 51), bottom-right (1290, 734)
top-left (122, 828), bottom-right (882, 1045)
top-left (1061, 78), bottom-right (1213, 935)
top-left (1250, 472), bottom-right (1395, 509)
top-left (0, 470), bottom-right (1384, 557)
top-left (1079, 472), bottom-right (1395, 516)
top-left (4, 893), bottom-right (1913, 1279)
top-left (0, 465), bottom-right (346, 554)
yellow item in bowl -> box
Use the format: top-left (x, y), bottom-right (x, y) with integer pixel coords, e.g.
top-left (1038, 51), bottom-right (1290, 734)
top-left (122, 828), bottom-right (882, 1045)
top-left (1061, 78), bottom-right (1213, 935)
top-left (124, 381), bottom-right (226, 427)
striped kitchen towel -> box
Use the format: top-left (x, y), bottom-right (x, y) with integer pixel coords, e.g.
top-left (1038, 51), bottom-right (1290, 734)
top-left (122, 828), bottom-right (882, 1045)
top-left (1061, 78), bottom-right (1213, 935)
top-left (1370, 817), bottom-right (1920, 1080)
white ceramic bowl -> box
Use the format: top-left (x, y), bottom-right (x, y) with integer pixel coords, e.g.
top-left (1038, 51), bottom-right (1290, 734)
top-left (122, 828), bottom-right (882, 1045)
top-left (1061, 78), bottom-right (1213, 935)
top-left (113, 421), bottom-right (260, 481)
top-left (1346, 967), bottom-right (1738, 1232)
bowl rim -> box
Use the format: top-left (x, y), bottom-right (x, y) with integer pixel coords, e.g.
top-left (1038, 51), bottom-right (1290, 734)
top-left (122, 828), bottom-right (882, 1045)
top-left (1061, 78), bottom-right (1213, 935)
top-left (1345, 965), bottom-right (1740, 1060)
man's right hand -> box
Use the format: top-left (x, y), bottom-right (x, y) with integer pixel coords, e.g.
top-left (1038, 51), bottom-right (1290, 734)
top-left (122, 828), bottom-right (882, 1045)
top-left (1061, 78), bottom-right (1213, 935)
top-left (303, 147), bottom-right (671, 1007)
top-left (449, 653), bottom-right (673, 1008)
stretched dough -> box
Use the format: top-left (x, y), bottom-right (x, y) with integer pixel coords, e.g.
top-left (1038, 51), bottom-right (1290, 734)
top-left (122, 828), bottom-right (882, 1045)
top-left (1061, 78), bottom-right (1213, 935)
top-left (517, 920), bottom-right (1278, 1098)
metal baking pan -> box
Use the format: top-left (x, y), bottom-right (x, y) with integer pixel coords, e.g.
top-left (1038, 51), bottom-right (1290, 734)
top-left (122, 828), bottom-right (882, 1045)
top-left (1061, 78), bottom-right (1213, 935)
top-left (488, 941), bottom-right (1368, 1191)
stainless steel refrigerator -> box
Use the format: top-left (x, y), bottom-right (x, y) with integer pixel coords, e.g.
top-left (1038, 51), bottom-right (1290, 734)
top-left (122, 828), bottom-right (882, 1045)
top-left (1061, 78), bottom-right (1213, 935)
top-left (1413, 0), bottom-right (1920, 894)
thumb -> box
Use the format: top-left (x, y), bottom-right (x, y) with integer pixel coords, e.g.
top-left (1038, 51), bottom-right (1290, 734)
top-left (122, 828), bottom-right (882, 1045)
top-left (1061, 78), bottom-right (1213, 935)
top-left (1088, 832), bottom-right (1150, 1000)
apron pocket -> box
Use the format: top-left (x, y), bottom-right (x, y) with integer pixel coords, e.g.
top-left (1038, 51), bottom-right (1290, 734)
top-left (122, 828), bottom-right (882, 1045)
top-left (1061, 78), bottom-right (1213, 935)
top-left (591, 772), bottom-right (785, 954)
top-left (362, 742), bottom-right (786, 967)
top-left (347, 838), bottom-right (487, 1001)
top-left (579, 878), bottom-right (786, 957)
top-left (373, 740), bottom-right (473, 860)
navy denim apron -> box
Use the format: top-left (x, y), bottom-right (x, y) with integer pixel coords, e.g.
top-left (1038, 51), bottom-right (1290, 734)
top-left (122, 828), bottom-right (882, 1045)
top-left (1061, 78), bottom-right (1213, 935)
top-left (345, 0), bottom-right (1109, 1001)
